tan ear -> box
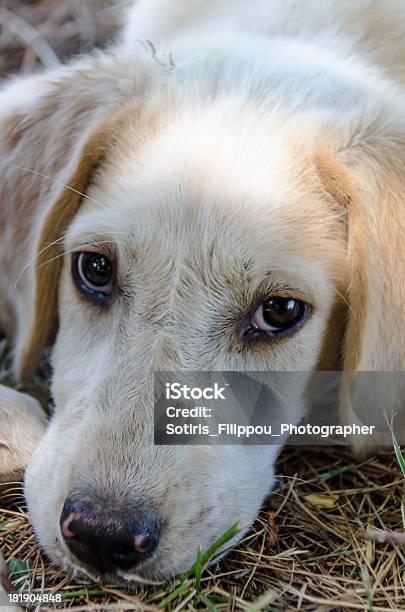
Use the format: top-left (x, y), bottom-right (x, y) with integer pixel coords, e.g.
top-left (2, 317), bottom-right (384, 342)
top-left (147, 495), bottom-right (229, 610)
top-left (16, 123), bottom-right (112, 379)
top-left (315, 131), bottom-right (405, 446)
top-left (0, 49), bottom-right (157, 379)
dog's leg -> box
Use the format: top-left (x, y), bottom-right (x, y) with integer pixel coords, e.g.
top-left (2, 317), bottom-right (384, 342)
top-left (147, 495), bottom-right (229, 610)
top-left (0, 385), bottom-right (47, 502)
top-left (0, 386), bottom-right (42, 609)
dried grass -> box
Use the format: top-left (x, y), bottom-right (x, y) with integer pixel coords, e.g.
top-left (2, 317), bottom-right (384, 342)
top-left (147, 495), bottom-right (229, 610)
top-left (1, 2), bottom-right (405, 610)
top-left (0, 0), bottom-right (125, 80)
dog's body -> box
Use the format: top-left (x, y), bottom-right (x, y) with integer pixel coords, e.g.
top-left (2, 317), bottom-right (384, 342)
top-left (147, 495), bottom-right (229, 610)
top-left (0, 0), bottom-right (404, 583)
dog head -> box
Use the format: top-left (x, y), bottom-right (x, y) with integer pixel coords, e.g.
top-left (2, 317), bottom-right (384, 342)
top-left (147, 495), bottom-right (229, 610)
top-left (1, 43), bottom-right (403, 582)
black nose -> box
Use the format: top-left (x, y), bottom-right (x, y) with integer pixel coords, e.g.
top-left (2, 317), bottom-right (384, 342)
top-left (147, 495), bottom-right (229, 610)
top-left (60, 493), bottom-right (161, 575)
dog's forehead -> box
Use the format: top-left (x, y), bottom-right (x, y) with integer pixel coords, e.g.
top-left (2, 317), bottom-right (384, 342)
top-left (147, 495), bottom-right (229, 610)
top-left (69, 106), bottom-right (345, 286)
top-left (75, 183), bottom-right (324, 282)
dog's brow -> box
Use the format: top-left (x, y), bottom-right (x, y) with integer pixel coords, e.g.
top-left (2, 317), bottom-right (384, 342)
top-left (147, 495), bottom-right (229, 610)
top-left (69, 236), bottom-right (120, 253)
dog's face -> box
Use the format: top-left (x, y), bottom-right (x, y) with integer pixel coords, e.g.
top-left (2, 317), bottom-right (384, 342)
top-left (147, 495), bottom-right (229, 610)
top-left (24, 107), bottom-right (348, 581)
top-left (2, 46), bottom-right (402, 584)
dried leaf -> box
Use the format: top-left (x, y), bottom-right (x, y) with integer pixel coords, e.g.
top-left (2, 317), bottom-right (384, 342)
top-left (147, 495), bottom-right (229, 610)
top-left (304, 493), bottom-right (338, 509)
top-left (264, 511), bottom-right (279, 545)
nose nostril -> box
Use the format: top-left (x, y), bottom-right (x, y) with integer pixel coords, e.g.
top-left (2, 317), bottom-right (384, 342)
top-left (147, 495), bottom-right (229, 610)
top-left (134, 533), bottom-right (154, 555)
top-left (61, 511), bottom-right (82, 538)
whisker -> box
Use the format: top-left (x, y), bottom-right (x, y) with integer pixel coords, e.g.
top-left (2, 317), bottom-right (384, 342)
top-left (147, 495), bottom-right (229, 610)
top-left (0, 490), bottom-right (25, 498)
top-left (0, 481), bottom-right (23, 486)
top-left (34, 240), bottom-right (122, 273)
top-left (0, 161), bottom-right (109, 210)
top-left (15, 231), bottom-right (126, 289)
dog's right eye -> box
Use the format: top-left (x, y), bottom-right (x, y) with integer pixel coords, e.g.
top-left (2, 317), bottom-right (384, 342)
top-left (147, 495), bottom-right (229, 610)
top-left (241, 295), bottom-right (310, 342)
top-left (72, 252), bottom-right (115, 305)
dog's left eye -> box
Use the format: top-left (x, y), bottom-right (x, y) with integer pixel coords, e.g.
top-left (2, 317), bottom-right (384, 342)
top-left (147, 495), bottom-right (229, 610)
top-left (243, 296), bottom-right (309, 339)
top-left (72, 252), bottom-right (114, 303)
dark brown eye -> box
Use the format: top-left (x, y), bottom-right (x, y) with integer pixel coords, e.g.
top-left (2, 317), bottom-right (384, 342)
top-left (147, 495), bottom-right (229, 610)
top-left (247, 296), bottom-right (308, 337)
top-left (72, 252), bottom-right (114, 303)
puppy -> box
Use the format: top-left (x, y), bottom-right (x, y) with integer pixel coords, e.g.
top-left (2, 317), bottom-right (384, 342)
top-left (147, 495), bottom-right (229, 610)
top-left (0, 0), bottom-right (404, 585)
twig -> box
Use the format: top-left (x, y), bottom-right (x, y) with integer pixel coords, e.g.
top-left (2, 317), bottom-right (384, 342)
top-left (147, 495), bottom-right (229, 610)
top-left (361, 529), bottom-right (405, 545)
top-left (72, 0), bottom-right (96, 52)
top-left (0, 7), bottom-right (60, 69)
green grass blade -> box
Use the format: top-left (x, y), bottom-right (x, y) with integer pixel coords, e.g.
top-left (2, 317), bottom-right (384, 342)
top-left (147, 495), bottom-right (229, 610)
top-left (7, 557), bottom-right (30, 592)
top-left (187, 522), bottom-right (240, 576)
top-left (159, 579), bottom-right (193, 609)
top-left (320, 464), bottom-right (356, 481)
top-left (197, 594), bottom-right (221, 611)
top-left (194, 547), bottom-right (203, 591)
top-left (392, 433), bottom-right (405, 477)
